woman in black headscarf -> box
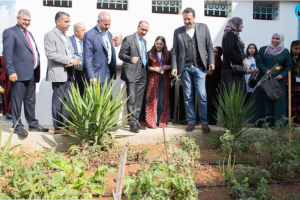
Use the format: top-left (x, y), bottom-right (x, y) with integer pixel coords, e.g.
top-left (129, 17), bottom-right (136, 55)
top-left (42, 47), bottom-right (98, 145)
top-left (221, 17), bottom-right (246, 92)
top-left (206, 46), bottom-right (222, 125)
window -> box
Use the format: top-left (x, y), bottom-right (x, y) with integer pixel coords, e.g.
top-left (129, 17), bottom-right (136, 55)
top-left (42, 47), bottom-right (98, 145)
top-left (152, 0), bottom-right (182, 15)
top-left (97, 0), bottom-right (128, 10)
top-left (204, 0), bottom-right (231, 17)
top-left (43, 0), bottom-right (72, 8)
top-left (253, 1), bottom-right (278, 20)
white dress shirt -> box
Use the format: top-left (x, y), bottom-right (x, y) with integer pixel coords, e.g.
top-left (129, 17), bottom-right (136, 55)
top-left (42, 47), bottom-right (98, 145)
top-left (75, 36), bottom-right (83, 53)
top-left (186, 27), bottom-right (195, 38)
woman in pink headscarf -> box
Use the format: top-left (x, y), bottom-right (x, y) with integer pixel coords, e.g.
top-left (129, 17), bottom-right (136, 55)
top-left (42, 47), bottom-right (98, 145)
top-left (250, 32), bottom-right (292, 127)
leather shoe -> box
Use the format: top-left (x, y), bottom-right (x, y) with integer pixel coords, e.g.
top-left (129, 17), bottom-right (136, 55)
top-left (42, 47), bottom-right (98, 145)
top-left (5, 114), bottom-right (12, 120)
top-left (202, 124), bottom-right (211, 133)
top-left (29, 125), bottom-right (49, 132)
top-left (130, 125), bottom-right (140, 133)
top-left (185, 124), bottom-right (195, 132)
top-left (14, 128), bottom-right (28, 137)
top-left (137, 122), bottom-right (147, 130)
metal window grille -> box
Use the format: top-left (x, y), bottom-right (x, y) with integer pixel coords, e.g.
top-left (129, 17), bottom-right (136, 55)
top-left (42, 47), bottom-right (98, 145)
top-left (152, 0), bottom-right (182, 15)
top-left (204, 0), bottom-right (231, 17)
top-left (253, 1), bottom-right (278, 20)
top-left (97, 0), bottom-right (128, 10)
top-left (43, 0), bottom-right (72, 7)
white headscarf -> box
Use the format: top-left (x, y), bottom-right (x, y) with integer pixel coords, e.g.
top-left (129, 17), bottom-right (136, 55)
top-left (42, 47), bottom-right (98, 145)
top-left (265, 31), bottom-right (285, 56)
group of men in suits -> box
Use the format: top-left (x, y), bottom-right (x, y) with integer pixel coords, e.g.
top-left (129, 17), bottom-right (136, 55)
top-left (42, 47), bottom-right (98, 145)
top-left (3, 7), bottom-right (214, 136)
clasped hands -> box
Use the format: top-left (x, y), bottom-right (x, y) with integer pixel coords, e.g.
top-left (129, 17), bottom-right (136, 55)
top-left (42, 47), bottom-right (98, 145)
top-left (70, 59), bottom-right (82, 66)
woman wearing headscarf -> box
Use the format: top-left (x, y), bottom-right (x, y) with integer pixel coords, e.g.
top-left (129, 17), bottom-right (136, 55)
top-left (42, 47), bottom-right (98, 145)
top-left (221, 17), bottom-right (246, 92)
top-left (206, 46), bottom-right (222, 125)
top-left (250, 32), bottom-right (292, 127)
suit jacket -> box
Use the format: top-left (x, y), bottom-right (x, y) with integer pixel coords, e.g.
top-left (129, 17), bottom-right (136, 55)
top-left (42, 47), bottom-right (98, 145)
top-left (83, 26), bottom-right (116, 82)
top-left (3, 25), bottom-right (40, 82)
top-left (69, 35), bottom-right (83, 71)
top-left (119, 33), bottom-right (147, 83)
top-left (44, 28), bottom-right (79, 82)
top-left (171, 23), bottom-right (214, 74)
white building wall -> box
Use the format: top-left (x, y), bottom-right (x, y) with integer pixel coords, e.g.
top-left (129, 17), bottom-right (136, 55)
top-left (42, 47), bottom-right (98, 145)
top-left (11, 0), bottom-right (299, 125)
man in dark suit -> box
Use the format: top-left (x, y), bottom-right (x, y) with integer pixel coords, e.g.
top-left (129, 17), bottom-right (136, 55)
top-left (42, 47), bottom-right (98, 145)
top-left (172, 7), bottom-right (215, 133)
top-left (83, 12), bottom-right (116, 85)
top-left (69, 23), bottom-right (86, 96)
top-left (119, 21), bottom-right (149, 133)
top-left (3, 9), bottom-right (49, 136)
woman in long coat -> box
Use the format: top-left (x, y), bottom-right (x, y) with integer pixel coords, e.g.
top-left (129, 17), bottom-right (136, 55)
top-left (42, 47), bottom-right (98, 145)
top-left (250, 32), bottom-right (292, 126)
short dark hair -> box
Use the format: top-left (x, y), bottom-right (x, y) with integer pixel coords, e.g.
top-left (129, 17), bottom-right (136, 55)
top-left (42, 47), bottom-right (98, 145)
top-left (55, 11), bottom-right (70, 22)
top-left (182, 7), bottom-right (195, 17)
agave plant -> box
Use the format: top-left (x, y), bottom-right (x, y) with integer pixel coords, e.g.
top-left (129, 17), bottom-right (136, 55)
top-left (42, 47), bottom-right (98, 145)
top-left (58, 77), bottom-right (129, 145)
top-left (214, 83), bottom-right (255, 144)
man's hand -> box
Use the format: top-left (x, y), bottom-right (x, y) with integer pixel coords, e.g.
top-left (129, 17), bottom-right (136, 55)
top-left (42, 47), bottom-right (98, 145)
top-left (171, 69), bottom-right (177, 76)
top-left (9, 73), bottom-right (18, 82)
top-left (131, 57), bottom-right (140, 64)
top-left (207, 70), bottom-right (213, 75)
top-left (208, 64), bottom-right (215, 71)
top-left (243, 60), bottom-right (247, 71)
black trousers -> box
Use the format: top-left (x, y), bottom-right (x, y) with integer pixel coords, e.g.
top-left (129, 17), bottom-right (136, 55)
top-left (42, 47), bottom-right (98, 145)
top-left (52, 81), bottom-right (72, 130)
top-left (125, 67), bottom-right (147, 126)
top-left (75, 70), bottom-right (84, 96)
top-left (11, 75), bottom-right (39, 130)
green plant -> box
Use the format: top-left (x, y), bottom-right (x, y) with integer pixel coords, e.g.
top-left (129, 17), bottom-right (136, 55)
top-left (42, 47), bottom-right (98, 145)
top-left (59, 77), bottom-right (129, 145)
top-left (179, 136), bottom-right (200, 163)
top-left (229, 166), bottom-right (274, 200)
top-left (123, 161), bottom-right (198, 200)
top-left (219, 150), bottom-right (236, 183)
top-left (215, 83), bottom-right (255, 153)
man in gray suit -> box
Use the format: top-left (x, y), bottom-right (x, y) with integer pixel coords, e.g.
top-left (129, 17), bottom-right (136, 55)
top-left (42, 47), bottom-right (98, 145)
top-left (119, 21), bottom-right (149, 133)
top-left (44, 11), bottom-right (81, 134)
top-left (172, 7), bottom-right (215, 133)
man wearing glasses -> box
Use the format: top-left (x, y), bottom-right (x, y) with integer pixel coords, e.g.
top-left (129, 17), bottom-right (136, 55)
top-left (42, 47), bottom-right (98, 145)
top-left (119, 21), bottom-right (149, 133)
top-left (3, 9), bottom-right (49, 136)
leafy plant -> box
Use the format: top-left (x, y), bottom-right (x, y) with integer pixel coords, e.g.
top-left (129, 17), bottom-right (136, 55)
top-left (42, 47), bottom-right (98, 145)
top-left (59, 77), bottom-right (129, 145)
top-left (215, 83), bottom-right (255, 153)
top-left (123, 161), bottom-right (198, 200)
top-left (219, 150), bottom-right (236, 183)
top-left (179, 136), bottom-right (200, 163)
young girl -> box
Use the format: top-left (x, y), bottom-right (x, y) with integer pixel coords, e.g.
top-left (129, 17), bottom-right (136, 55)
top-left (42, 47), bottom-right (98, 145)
top-left (287, 40), bottom-right (300, 125)
top-left (244, 43), bottom-right (259, 102)
top-left (145, 36), bottom-right (171, 128)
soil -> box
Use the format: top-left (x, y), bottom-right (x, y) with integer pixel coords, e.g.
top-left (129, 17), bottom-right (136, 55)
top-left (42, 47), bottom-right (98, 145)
top-left (4, 143), bottom-right (300, 199)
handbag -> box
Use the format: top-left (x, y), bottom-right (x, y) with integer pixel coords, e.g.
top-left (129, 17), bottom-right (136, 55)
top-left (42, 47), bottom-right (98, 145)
top-left (248, 73), bottom-right (259, 88)
top-left (260, 77), bottom-right (283, 100)
top-left (224, 33), bottom-right (246, 75)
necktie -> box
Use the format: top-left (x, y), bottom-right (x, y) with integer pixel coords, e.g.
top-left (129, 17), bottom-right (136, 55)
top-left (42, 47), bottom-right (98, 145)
top-left (79, 40), bottom-right (83, 52)
top-left (139, 38), bottom-right (147, 66)
top-left (23, 30), bottom-right (36, 66)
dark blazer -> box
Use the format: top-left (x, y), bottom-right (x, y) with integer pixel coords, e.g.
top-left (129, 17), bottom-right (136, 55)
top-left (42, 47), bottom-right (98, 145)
top-left (3, 25), bottom-right (40, 82)
top-left (83, 26), bottom-right (116, 82)
top-left (69, 35), bottom-right (83, 70)
top-left (222, 31), bottom-right (244, 69)
top-left (171, 23), bottom-right (214, 74)
top-left (119, 33), bottom-right (147, 83)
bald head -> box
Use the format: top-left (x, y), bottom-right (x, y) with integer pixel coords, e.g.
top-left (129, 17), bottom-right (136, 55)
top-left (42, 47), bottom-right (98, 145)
top-left (97, 12), bottom-right (111, 33)
top-left (74, 23), bottom-right (86, 40)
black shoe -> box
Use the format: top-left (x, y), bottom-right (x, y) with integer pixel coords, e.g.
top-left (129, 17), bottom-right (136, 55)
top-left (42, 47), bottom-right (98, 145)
top-left (29, 125), bottom-right (49, 132)
top-left (14, 128), bottom-right (28, 137)
top-left (137, 122), bottom-right (147, 130)
top-left (5, 114), bottom-right (12, 120)
top-left (130, 125), bottom-right (140, 133)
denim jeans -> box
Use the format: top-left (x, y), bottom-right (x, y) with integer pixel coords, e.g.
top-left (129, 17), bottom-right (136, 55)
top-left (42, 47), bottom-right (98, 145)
top-left (182, 65), bottom-right (208, 125)
top-left (157, 74), bottom-right (164, 124)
